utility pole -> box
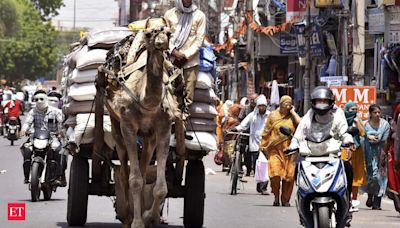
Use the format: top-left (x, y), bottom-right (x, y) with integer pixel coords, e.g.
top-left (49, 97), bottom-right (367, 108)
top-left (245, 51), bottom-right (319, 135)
top-left (303, 0), bottom-right (311, 112)
top-left (73, 0), bottom-right (76, 29)
top-left (247, 0), bottom-right (255, 96)
top-left (342, 0), bottom-right (349, 77)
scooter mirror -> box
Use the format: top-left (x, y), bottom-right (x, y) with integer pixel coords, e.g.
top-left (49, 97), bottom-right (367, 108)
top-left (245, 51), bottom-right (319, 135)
top-left (279, 126), bottom-right (292, 136)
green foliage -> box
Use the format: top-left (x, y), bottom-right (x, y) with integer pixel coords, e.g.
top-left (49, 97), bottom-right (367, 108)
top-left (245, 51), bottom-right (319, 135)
top-left (0, 0), bottom-right (59, 81)
top-left (0, 0), bottom-right (19, 37)
top-left (30, 0), bottom-right (64, 20)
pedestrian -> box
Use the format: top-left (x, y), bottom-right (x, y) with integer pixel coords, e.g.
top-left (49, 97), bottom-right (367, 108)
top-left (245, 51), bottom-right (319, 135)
top-left (260, 95), bottom-right (301, 206)
top-left (234, 95), bottom-right (270, 177)
top-left (364, 104), bottom-right (390, 210)
top-left (341, 101), bottom-right (367, 212)
top-left (238, 93), bottom-right (258, 121)
top-left (221, 104), bottom-right (242, 169)
top-left (388, 103), bottom-right (400, 213)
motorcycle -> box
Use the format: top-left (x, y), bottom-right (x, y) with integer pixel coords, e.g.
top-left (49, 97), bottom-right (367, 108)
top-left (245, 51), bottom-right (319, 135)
top-left (6, 116), bottom-right (19, 145)
top-left (280, 126), bottom-right (356, 228)
top-left (25, 129), bottom-right (62, 202)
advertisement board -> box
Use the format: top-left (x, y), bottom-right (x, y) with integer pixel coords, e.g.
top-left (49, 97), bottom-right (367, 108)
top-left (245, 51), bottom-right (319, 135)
top-left (330, 86), bottom-right (377, 120)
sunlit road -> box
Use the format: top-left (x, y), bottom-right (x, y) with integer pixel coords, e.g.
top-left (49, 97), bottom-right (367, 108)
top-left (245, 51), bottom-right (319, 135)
top-left (0, 135), bottom-right (399, 227)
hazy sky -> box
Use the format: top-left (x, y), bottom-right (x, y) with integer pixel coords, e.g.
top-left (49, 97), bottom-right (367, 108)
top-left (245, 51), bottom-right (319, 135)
top-left (52, 0), bottom-right (119, 30)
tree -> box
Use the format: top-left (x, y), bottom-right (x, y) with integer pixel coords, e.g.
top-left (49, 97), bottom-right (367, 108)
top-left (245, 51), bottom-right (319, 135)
top-left (0, 0), bottom-right (59, 81)
top-left (0, 0), bottom-right (19, 37)
top-left (30, 0), bottom-right (64, 20)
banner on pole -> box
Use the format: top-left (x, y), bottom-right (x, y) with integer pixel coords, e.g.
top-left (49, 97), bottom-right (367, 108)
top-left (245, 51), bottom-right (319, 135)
top-left (330, 86), bottom-right (377, 120)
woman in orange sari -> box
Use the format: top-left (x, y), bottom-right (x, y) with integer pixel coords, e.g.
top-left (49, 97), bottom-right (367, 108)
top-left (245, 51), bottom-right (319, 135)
top-left (341, 101), bottom-right (367, 212)
top-left (260, 96), bottom-right (301, 206)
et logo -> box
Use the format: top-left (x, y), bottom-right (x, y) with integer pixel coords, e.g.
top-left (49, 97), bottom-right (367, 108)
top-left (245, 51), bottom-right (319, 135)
top-left (8, 203), bottom-right (25, 221)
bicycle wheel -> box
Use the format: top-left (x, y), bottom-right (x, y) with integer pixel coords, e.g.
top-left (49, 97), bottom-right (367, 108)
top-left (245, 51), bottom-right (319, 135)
top-left (230, 150), bottom-right (240, 195)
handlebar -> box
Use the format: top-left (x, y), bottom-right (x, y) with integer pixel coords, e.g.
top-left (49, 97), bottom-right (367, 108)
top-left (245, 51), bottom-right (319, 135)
top-left (284, 148), bottom-right (299, 156)
top-left (225, 131), bottom-right (250, 137)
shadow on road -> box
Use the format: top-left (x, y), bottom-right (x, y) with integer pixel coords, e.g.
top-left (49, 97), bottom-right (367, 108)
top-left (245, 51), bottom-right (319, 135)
top-left (17, 198), bottom-right (66, 202)
top-left (56, 222), bottom-right (184, 228)
top-left (57, 222), bottom-right (121, 227)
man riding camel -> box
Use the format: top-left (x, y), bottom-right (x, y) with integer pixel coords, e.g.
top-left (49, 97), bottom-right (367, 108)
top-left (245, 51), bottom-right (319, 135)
top-left (164, 0), bottom-right (206, 117)
top-left (163, 0), bottom-right (206, 188)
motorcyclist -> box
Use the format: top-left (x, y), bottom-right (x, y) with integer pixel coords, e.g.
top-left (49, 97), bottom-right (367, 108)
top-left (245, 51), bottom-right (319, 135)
top-left (3, 94), bottom-right (23, 132)
top-left (20, 90), bottom-right (64, 185)
top-left (288, 86), bottom-right (355, 223)
top-left (47, 90), bottom-right (67, 186)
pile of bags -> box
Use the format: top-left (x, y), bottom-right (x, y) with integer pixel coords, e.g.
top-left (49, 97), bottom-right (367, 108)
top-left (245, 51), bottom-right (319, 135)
top-left (170, 46), bottom-right (218, 152)
top-left (61, 27), bottom-right (132, 149)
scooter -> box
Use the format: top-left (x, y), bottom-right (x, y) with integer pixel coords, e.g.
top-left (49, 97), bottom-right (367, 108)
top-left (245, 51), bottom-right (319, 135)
top-left (6, 117), bottom-right (19, 146)
top-left (280, 126), bottom-right (355, 228)
top-left (26, 129), bottom-right (62, 202)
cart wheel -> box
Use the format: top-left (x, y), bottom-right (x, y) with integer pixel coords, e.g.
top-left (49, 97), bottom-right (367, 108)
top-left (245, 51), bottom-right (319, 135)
top-left (184, 160), bottom-right (205, 228)
top-left (67, 156), bottom-right (89, 226)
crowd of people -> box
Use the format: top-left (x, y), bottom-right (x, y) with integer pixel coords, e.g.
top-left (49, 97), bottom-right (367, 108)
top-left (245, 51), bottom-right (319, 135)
top-left (215, 86), bottom-right (400, 214)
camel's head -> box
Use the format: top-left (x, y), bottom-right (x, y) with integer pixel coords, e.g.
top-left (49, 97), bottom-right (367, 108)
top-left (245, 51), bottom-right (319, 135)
top-left (144, 17), bottom-right (171, 51)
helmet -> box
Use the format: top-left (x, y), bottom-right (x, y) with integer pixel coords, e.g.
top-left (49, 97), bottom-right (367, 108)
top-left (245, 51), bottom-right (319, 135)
top-left (311, 86), bottom-right (335, 115)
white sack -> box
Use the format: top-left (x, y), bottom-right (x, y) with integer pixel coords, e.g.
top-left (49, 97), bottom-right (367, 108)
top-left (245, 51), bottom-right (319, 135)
top-left (64, 115), bottom-right (77, 127)
top-left (74, 113), bottom-right (116, 149)
top-left (87, 27), bottom-right (133, 48)
top-left (71, 68), bottom-right (97, 84)
top-left (75, 46), bottom-right (108, 70)
top-left (195, 72), bottom-right (214, 89)
top-left (189, 103), bottom-right (217, 119)
top-left (186, 118), bottom-right (217, 132)
top-left (193, 88), bottom-right (218, 104)
top-left (68, 82), bottom-right (96, 101)
top-left (170, 131), bottom-right (217, 151)
top-left (64, 100), bottom-right (95, 115)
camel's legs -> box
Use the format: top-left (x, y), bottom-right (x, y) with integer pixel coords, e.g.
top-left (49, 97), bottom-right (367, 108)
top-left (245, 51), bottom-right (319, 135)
top-left (143, 128), bottom-right (170, 225)
top-left (110, 116), bottom-right (132, 227)
top-left (120, 114), bottom-right (144, 228)
top-left (139, 134), bottom-right (157, 183)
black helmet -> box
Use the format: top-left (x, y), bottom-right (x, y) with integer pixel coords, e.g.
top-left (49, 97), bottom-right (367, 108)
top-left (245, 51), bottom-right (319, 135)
top-left (311, 86), bottom-right (335, 115)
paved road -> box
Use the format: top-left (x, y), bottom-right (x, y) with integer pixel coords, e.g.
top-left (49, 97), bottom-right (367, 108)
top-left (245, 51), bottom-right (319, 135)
top-left (0, 135), bottom-right (399, 227)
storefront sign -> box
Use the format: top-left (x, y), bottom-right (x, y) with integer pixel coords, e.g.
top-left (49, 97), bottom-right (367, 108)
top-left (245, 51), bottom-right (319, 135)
top-left (368, 8), bottom-right (385, 34)
top-left (330, 86), bottom-right (377, 120)
top-left (389, 6), bottom-right (400, 44)
top-left (279, 32), bottom-right (297, 54)
top-left (315, 0), bottom-right (343, 8)
top-left (286, 0), bottom-right (306, 22)
top-left (295, 23), bottom-right (325, 57)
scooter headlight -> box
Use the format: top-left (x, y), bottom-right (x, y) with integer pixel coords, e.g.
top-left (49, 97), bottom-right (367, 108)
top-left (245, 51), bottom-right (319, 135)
top-left (33, 139), bottom-right (48, 149)
top-left (333, 171), bottom-right (346, 192)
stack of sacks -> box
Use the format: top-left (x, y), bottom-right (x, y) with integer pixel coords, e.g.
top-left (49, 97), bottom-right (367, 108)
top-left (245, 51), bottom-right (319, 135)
top-left (170, 56), bottom-right (218, 152)
top-left (62, 27), bottom-right (132, 149)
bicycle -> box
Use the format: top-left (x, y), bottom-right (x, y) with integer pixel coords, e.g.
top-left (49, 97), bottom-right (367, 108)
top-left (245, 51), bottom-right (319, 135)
top-left (225, 131), bottom-right (250, 195)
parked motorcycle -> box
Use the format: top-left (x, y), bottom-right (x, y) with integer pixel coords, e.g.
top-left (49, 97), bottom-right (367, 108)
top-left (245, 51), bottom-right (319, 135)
top-left (6, 117), bottom-right (19, 145)
top-left (26, 129), bottom-right (62, 202)
top-left (280, 126), bottom-right (355, 228)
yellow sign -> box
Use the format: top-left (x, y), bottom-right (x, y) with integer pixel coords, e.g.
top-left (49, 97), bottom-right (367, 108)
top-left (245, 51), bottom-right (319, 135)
top-left (315, 0), bottom-right (343, 8)
top-left (383, 0), bottom-right (396, 5)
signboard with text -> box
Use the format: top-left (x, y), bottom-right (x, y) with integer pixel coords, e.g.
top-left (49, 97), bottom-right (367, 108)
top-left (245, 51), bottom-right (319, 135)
top-left (330, 86), bottom-right (377, 120)
top-left (287, 0), bottom-right (306, 22)
top-left (280, 32), bottom-right (298, 54)
top-left (295, 23), bottom-right (325, 57)
top-left (368, 8), bottom-right (385, 34)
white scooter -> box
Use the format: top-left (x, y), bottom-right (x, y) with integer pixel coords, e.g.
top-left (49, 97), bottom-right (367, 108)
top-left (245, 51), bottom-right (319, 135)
top-left (280, 126), bottom-right (357, 228)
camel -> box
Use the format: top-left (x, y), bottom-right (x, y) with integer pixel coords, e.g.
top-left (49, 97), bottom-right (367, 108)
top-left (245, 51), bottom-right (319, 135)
top-left (96, 18), bottom-right (179, 228)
